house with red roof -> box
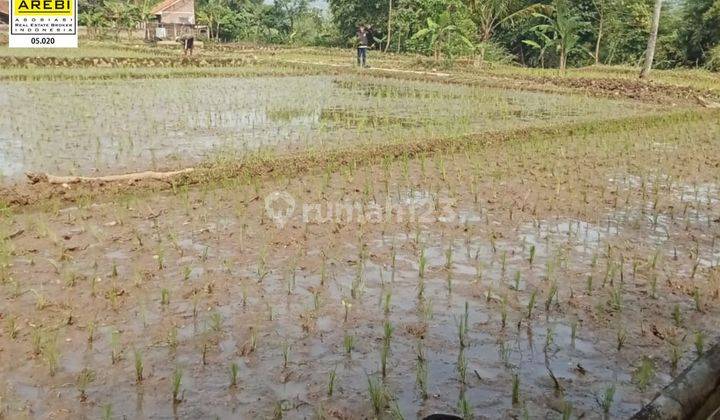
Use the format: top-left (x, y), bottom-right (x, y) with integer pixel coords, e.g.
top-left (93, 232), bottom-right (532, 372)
top-left (150, 0), bottom-right (195, 40)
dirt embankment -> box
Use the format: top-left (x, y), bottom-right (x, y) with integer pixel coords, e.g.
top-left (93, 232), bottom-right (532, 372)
top-left (2, 108), bottom-right (717, 210)
top-left (528, 75), bottom-right (720, 106)
top-left (0, 55), bottom-right (260, 69)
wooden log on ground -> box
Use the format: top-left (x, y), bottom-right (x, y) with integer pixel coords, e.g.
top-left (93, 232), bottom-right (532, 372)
top-left (25, 168), bottom-right (196, 185)
top-left (632, 341), bottom-right (720, 419)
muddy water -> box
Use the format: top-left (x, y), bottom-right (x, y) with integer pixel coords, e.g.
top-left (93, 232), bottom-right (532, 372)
top-left (1, 108), bottom-right (718, 419)
top-left (0, 75), bottom-right (655, 182)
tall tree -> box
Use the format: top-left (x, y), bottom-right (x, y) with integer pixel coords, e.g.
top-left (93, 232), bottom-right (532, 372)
top-left (640, 0), bottom-right (662, 78)
top-left (385, 0), bottom-right (393, 51)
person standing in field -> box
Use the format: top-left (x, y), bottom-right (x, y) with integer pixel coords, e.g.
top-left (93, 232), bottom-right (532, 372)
top-left (180, 33), bottom-right (195, 57)
top-left (356, 25), bottom-right (369, 67)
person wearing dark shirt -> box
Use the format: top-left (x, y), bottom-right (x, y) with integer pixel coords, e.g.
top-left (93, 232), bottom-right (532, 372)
top-left (356, 25), bottom-right (369, 67)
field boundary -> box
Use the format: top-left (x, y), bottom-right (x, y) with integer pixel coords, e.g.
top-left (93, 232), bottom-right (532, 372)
top-left (2, 107), bottom-right (717, 211)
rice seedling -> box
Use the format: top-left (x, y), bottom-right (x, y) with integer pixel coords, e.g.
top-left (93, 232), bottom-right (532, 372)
top-left (599, 384), bottom-right (616, 415)
top-left (41, 333), bottom-right (60, 376)
top-left (458, 390), bottom-right (473, 419)
top-left (343, 333), bottom-right (355, 355)
top-left (633, 356), bottom-right (655, 391)
top-left (693, 287), bottom-right (703, 312)
top-left (87, 321), bottom-right (96, 344)
top-left (608, 286), bottom-right (623, 312)
top-left (110, 329), bottom-right (122, 364)
top-left (172, 368), bottom-right (183, 404)
top-left (511, 373), bottom-right (520, 405)
top-left (5, 316), bottom-right (19, 340)
top-left (512, 271), bottom-right (521, 291)
top-left (282, 341), bottom-right (291, 369)
top-left (669, 341), bottom-right (682, 372)
top-left (367, 376), bottom-right (388, 416)
top-left (526, 290), bottom-right (537, 319)
top-left (416, 343), bottom-right (428, 400)
top-left (342, 298), bottom-right (352, 322)
top-left (383, 291), bottom-right (392, 316)
top-left (457, 350), bottom-right (468, 384)
top-left (528, 245), bottom-right (536, 266)
top-left (76, 368), bottom-right (95, 401)
top-left (160, 288), bottom-right (170, 306)
top-left (545, 281), bottom-right (558, 312)
top-left (134, 350), bottom-right (144, 383)
top-left (209, 311), bottom-right (223, 333)
top-left (500, 296), bottom-right (508, 329)
top-left (327, 367), bottom-right (336, 396)
top-left (616, 326), bottom-right (627, 351)
top-left (672, 304), bottom-right (682, 327)
top-left (229, 362), bottom-right (239, 388)
top-left (694, 330), bottom-right (705, 356)
top-left (102, 404), bottom-right (112, 420)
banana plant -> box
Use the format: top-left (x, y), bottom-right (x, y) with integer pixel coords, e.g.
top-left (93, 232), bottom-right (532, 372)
top-left (523, 0), bottom-right (590, 71)
top-left (411, 11), bottom-right (475, 61)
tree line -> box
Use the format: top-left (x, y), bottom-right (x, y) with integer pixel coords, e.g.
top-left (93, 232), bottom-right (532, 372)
top-left (79, 0), bottom-right (720, 71)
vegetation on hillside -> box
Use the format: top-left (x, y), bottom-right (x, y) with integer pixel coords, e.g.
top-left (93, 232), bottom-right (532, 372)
top-left (77, 0), bottom-right (720, 72)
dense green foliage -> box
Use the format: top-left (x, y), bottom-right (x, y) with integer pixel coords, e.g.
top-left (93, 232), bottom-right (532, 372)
top-left (78, 0), bottom-right (720, 70)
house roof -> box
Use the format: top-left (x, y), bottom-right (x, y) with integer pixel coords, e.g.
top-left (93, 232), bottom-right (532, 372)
top-left (151, 0), bottom-right (186, 14)
top-left (0, 0), bottom-right (9, 16)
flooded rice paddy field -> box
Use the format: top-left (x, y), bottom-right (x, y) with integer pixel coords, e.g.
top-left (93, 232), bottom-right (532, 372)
top-left (1, 115), bottom-right (719, 419)
top-left (0, 74), bottom-right (660, 182)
